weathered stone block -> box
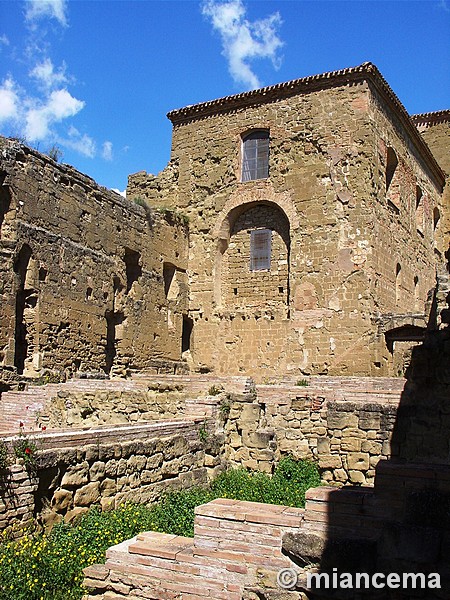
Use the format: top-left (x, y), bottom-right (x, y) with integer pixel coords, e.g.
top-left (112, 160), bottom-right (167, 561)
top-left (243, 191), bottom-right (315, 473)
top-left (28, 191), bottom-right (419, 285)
top-left (61, 462), bottom-right (89, 487)
top-left (74, 482), bottom-right (100, 506)
top-left (346, 453), bottom-right (370, 471)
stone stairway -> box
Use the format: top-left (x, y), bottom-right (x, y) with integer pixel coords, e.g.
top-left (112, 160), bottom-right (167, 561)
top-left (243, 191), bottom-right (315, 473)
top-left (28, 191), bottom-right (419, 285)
top-left (83, 498), bottom-right (305, 600)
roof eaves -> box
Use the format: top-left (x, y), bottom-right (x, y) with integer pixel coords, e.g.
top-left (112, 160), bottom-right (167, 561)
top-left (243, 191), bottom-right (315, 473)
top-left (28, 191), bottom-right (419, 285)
top-left (411, 109), bottom-right (450, 124)
top-left (167, 62), bottom-right (375, 124)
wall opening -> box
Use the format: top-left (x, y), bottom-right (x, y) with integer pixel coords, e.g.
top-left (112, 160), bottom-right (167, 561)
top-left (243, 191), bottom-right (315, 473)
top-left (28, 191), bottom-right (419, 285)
top-left (163, 262), bottom-right (180, 301)
top-left (414, 276), bottom-right (420, 311)
top-left (181, 315), bottom-right (193, 354)
top-left (386, 147), bottom-right (398, 192)
top-left (0, 173), bottom-right (11, 239)
top-left (395, 263), bottom-right (402, 306)
top-left (385, 324), bottom-right (426, 376)
top-left (123, 248), bottom-right (142, 293)
top-left (13, 244), bottom-right (36, 374)
top-left (241, 130), bottom-right (269, 182)
top-left (386, 147), bottom-right (400, 212)
top-left (105, 310), bottom-right (125, 374)
top-left (433, 207), bottom-right (441, 231)
top-left (415, 186), bottom-right (424, 235)
top-left (250, 229), bottom-right (271, 271)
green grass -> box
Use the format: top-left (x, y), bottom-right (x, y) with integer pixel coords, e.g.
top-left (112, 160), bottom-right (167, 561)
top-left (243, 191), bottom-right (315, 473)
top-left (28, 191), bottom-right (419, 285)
top-left (0, 457), bottom-right (320, 599)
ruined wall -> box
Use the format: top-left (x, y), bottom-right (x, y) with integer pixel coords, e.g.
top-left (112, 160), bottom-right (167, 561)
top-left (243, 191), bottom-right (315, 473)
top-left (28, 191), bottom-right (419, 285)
top-left (129, 71), bottom-right (441, 379)
top-left (413, 112), bottom-right (450, 262)
top-left (223, 378), bottom-right (403, 486)
top-left (0, 419), bottom-right (223, 535)
top-left (0, 138), bottom-right (189, 384)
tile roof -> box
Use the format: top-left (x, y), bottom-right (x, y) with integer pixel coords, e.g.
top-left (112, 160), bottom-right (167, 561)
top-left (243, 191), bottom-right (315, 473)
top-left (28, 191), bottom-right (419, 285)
top-left (167, 62), bottom-right (384, 123)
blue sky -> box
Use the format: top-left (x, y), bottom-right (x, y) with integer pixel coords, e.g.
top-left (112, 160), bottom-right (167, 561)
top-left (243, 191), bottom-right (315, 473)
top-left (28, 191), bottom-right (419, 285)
top-left (0, 0), bottom-right (449, 194)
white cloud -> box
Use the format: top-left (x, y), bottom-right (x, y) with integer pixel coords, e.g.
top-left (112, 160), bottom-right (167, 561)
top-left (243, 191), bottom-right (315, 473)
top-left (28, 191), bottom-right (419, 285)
top-left (58, 125), bottom-right (96, 158)
top-left (102, 140), bottom-right (113, 161)
top-left (25, 0), bottom-right (68, 27)
top-left (0, 78), bottom-right (20, 124)
top-left (30, 58), bottom-right (67, 89)
top-left (24, 88), bottom-right (84, 140)
top-left (0, 2), bottom-right (97, 159)
top-left (202, 0), bottom-right (283, 89)
top-left (112, 188), bottom-right (126, 198)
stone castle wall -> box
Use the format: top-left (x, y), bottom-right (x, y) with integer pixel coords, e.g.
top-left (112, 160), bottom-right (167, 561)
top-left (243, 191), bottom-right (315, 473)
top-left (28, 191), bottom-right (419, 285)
top-left (0, 418), bottom-right (223, 536)
top-left (0, 138), bottom-right (189, 384)
top-left (129, 72), bottom-right (444, 380)
top-left (413, 112), bottom-right (450, 262)
top-left (0, 373), bottom-right (404, 533)
top-left (223, 377), bottom-right (404, 486)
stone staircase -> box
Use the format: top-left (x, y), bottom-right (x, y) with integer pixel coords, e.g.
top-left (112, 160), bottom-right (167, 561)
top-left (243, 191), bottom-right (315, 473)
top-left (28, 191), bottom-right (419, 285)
top-left (83, 498), bottom-right (305, 600)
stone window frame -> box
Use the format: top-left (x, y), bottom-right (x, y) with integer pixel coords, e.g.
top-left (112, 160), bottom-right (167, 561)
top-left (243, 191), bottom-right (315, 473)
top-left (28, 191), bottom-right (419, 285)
top-left (241, 130), bottom-right (270, 182)
top-left (415, 185), bottom-right (424, 236)
top-left (249, 228), bottom-right (272, 271)
top-left (385, 146), bottom-right (401, 214)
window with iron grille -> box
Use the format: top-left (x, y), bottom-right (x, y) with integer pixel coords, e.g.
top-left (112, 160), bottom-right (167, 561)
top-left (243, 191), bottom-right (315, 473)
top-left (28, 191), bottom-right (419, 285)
top-left (250, 229), bottom-right (271, 271)
top-left (242, 130), bottom-right (269, 182)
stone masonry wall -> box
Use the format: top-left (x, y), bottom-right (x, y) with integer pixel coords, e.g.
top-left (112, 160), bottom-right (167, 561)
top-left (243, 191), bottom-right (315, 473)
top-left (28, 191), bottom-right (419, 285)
top-left (129, 69), bottom-right (442, 380)
top-left (0, 419), bottom-right (223, 536)
top-left (0, 137), bottom-right (188, 385)
top-left (0, 373), bottom-right (407, 535)
top-left (413, 113), bottom-right (450, 262)
top-left (224, 377), bottom-right (404, 486)
top-left (367, 86), bottom-right (443, 318)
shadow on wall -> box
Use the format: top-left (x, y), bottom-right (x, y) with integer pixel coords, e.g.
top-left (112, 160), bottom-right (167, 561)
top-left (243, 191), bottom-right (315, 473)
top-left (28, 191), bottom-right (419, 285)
top-left (284, 271), bottom-right (450, 599)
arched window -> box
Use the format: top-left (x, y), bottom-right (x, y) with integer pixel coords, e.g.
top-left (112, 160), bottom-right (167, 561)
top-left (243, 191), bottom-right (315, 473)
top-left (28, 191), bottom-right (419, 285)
top-left (433, 207), bottom-right (441, 231)
top-left (241, 130), bottom-right (269, 182)
top-left (386, 147), bottom-right (398, 192)
top-left (220, 202), bottom-right (290, 310)
top-left (386, 146), bottom-right (400, 212)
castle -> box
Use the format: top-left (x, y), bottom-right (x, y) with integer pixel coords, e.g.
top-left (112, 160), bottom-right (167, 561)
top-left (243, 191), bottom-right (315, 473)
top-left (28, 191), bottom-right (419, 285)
top-left (0, 63), bottom-right (448, 387)
top-left (0, 62), bottom-right (449, 600)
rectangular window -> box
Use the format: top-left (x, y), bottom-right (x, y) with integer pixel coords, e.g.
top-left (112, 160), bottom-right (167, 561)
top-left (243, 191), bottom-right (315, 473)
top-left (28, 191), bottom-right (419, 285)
top-left (242, 131), bottom-right (269, 181)
top-left (250, 229), bottom-right (271, 271)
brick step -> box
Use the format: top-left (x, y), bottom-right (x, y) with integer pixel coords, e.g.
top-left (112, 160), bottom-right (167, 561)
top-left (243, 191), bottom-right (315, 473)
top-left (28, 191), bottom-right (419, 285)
top-left (84, 498), bottom-right (304, 599)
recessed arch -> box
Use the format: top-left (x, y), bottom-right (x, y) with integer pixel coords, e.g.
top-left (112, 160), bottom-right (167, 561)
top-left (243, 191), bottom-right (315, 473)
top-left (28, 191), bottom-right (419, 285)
top-left (214, 200), bottom-right (291, 310)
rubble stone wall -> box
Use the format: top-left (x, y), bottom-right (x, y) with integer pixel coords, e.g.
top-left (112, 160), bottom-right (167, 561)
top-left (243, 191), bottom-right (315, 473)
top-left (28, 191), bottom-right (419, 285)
top-left (0, 138), bottom-right (189, 384)
top-left (0, 419), bottom-right (223, 535)
top-left (224, 380), bottom-right (403, 486)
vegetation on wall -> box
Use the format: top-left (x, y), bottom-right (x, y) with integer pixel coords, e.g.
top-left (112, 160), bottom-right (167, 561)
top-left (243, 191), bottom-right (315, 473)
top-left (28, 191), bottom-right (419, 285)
top-left (0, 457), bottom-right (320, 600)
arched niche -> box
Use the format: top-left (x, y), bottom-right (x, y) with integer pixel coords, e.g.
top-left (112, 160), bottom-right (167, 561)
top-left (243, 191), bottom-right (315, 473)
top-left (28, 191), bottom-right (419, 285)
top-left (214, 201), bottom-right (291, 311)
